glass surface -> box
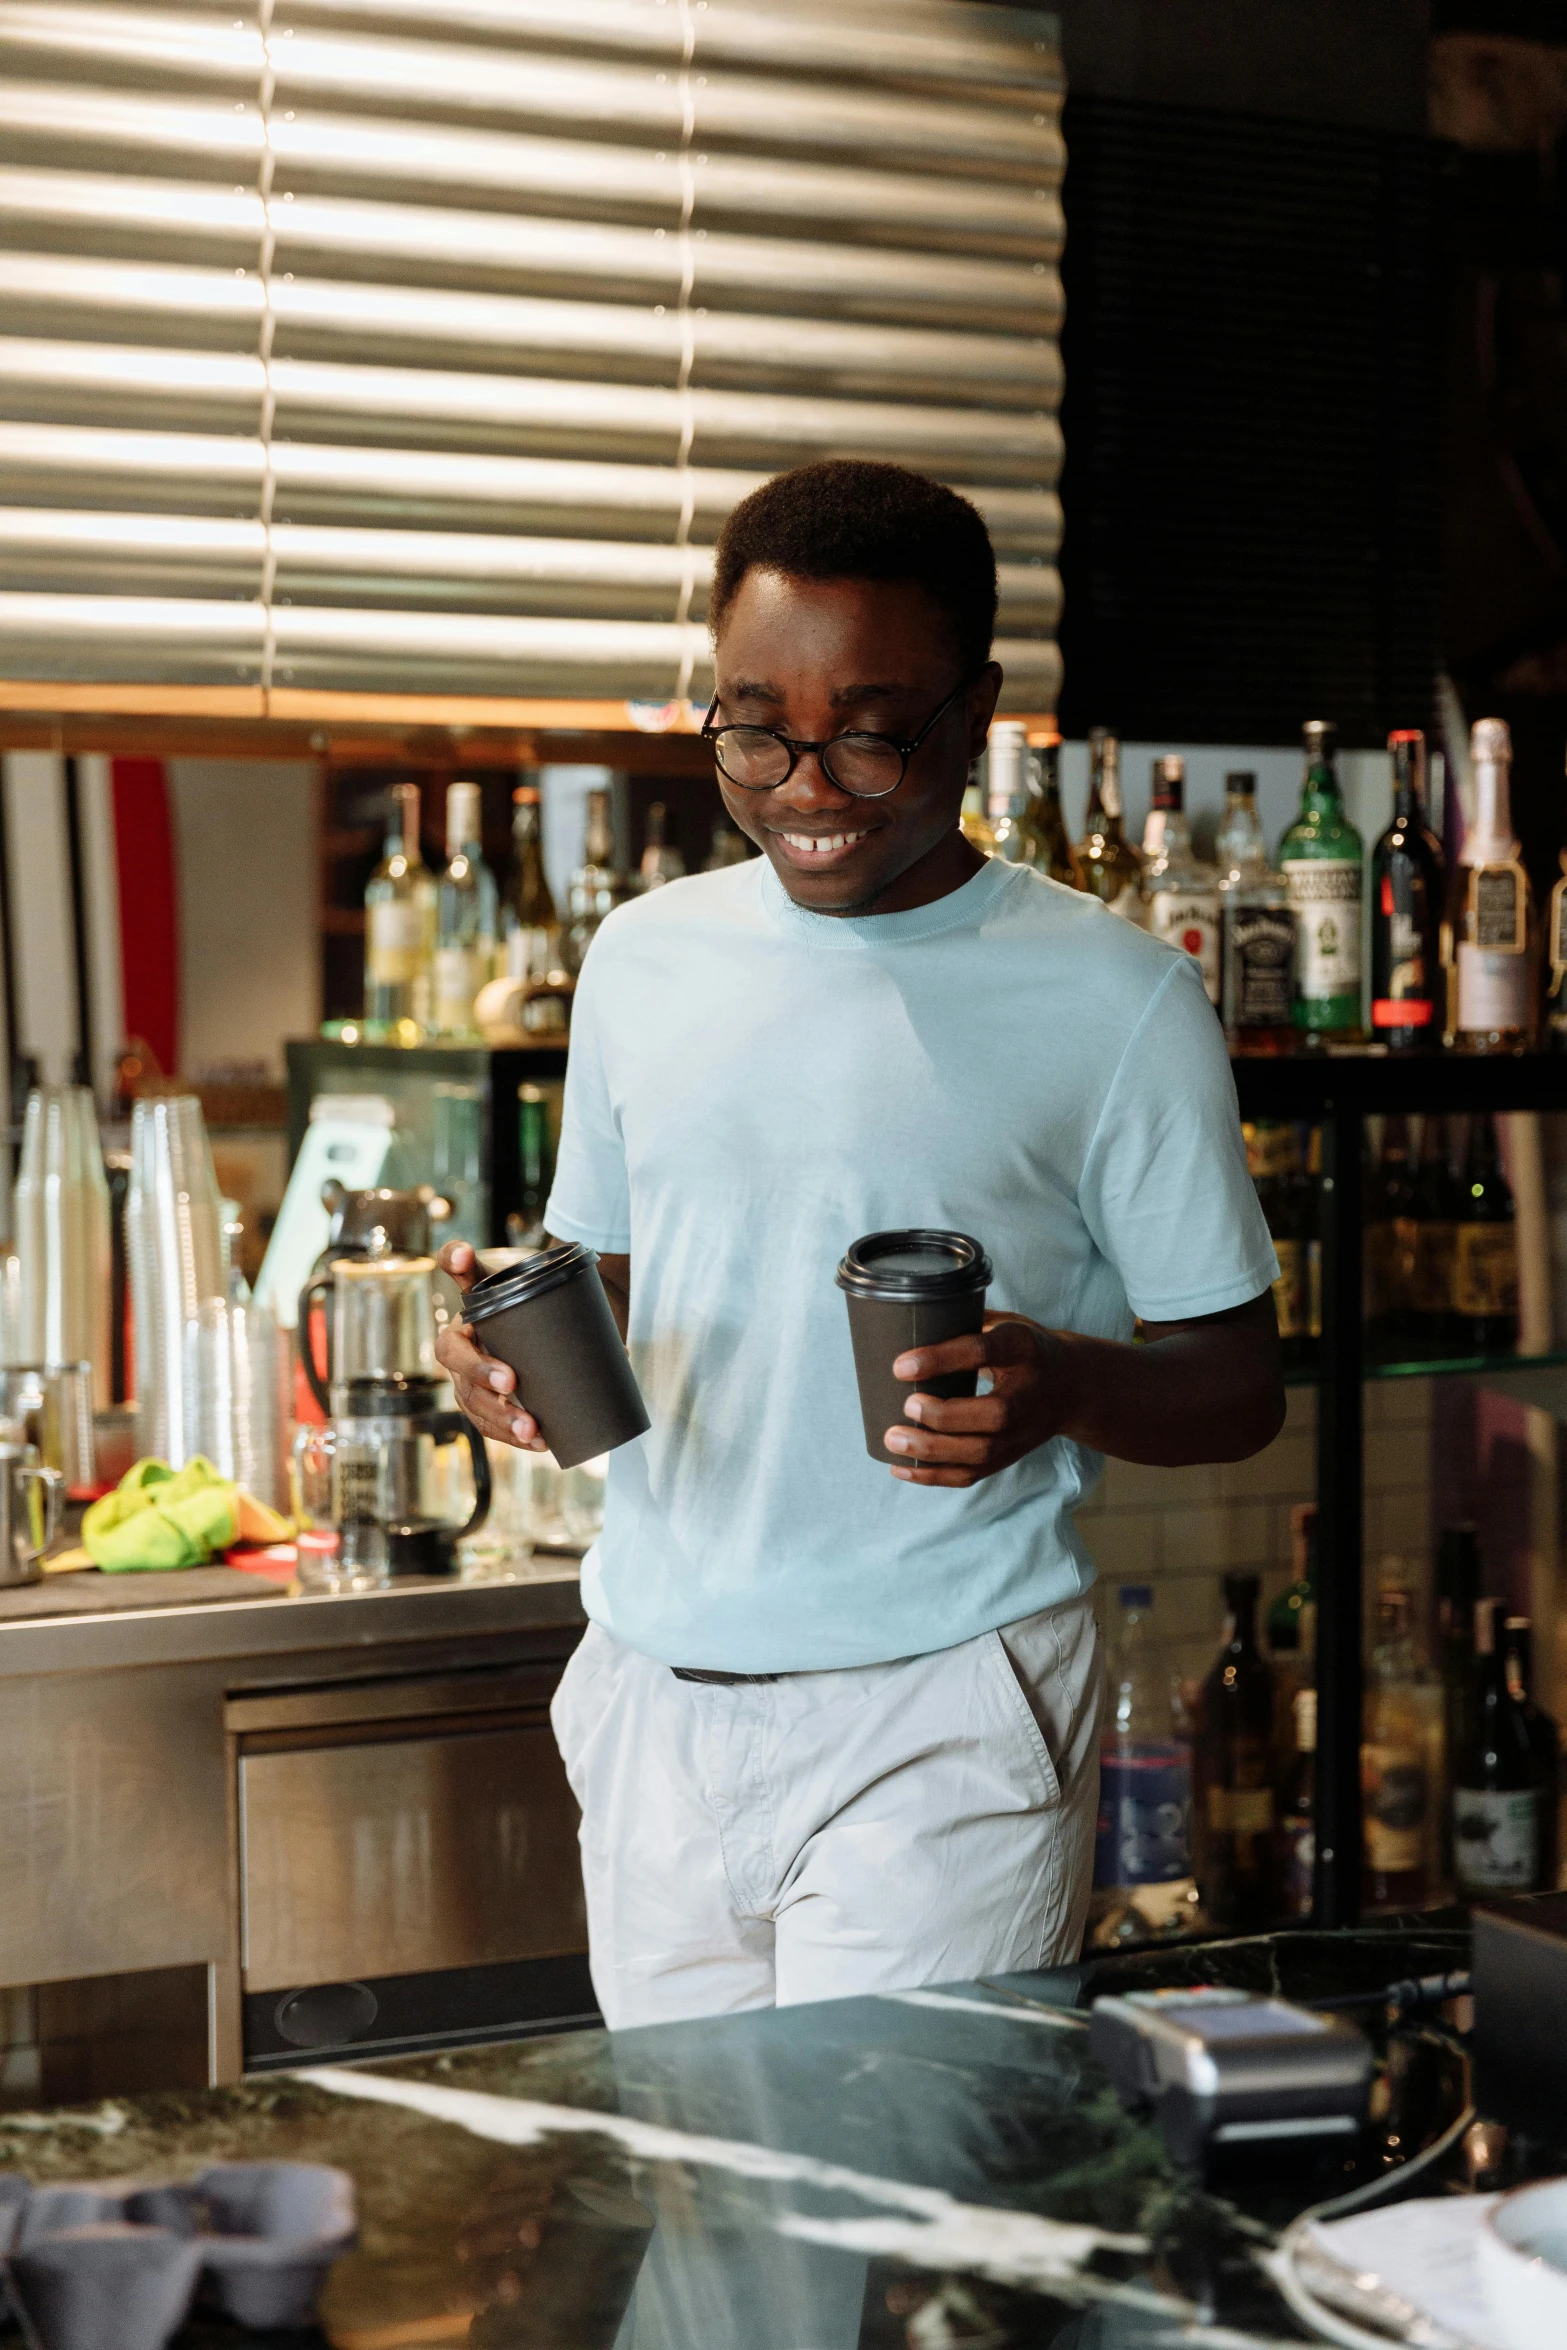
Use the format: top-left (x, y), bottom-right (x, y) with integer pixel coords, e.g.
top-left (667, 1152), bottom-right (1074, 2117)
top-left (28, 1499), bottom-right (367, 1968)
top-left (329, 1256), bottom-right (438, 1389)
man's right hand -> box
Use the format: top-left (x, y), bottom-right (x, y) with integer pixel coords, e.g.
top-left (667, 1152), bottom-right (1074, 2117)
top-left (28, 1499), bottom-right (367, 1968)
top-left (434, 1240), bottom-right (548, 1451)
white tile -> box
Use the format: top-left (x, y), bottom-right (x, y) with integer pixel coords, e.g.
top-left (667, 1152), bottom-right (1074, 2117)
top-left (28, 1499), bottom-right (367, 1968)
top-left (1162, 1500), bottom-right (1272, 1574)
top-left (1078, 1508), bottom-right (1164, 1579)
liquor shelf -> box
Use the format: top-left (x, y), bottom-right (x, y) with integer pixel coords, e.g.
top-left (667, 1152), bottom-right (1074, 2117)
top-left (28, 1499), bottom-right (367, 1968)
top-left (1231, 1047), bottom-right (1567, 1118)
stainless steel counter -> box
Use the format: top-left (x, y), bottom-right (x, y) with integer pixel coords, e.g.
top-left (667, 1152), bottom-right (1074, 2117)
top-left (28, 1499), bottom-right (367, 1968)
top-left (0, 1567), bottom-right (590, 2091)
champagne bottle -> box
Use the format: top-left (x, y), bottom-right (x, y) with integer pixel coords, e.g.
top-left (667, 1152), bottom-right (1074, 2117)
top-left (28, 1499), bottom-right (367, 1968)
top-left (1218, 771), bottom-right (1294, 1054)
top-left (1361, 1585), bottom-right (1435, 1912)
top-left (1088, 1585), bottom-right (1201, 1947)
top-left (1144, 758), bottom-right (1221, 1005)
top-left (1448, 717), bottom-right (1535, 1052)
top-left (501, 783), bottom-right (560, 983)
top-left (364, 782), bottom-right (435, 1041)
top-left (1453, 1596), bottom-right (1544, 1898)
top-left (1504, 1616), bottom-right (1560, 1891)
top-left (432, 781), bottom-right (498, 1038)
top-left (638, 800), bottom-right (686, 891)
top-left (1280, 1686), bottom-right (1317, 1921)
top-left (1076, 729), bottom-right (1146, 924)
top-left (1370, 730), bottom-right (1444, 1049)
top-left (1455, 1116), bottom-right (1518, 1356)
top-left (1012, 736), bottom-right (1085, 887)
top-left (1193, 1572), bottom-right (1279, 1931)
top-left (1279, 718), bottom-right (1364, 1042)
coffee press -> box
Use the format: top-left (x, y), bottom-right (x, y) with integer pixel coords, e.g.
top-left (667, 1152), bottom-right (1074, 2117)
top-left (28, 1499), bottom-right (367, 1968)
top-left (299, 1256), bottom-right (489, 1577)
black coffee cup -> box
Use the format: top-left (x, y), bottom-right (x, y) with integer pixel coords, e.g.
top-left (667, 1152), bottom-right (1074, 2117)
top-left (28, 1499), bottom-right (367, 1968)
top-left (836, 1230), bottom-right (993, 1464)
top-left (463, 1244), bottom-right (650, 1472)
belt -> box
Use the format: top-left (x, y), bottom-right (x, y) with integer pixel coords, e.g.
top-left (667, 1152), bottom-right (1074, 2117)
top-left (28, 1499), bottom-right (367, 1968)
top-left (671, 1667), bottom-right (781, 1685)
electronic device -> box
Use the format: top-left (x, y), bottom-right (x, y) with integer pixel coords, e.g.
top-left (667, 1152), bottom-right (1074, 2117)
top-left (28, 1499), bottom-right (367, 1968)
top-left (1472, 1891), bottom-right (1567, 2142)
top-left (1089, 1986), bottom-right (1374, 2165)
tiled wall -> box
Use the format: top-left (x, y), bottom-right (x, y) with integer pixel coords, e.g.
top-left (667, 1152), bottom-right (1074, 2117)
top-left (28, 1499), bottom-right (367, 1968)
top-left (1078, 1378), bottom-right (1436, 1685)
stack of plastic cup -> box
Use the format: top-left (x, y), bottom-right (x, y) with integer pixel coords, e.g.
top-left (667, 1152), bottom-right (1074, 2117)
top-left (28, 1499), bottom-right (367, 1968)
top-left (126, 1096), bottom-right (225, 1465)
top-left (12, 1087), bottom-right (112, 1408)
top-left (182, 1288), bottom-right (286, 1507)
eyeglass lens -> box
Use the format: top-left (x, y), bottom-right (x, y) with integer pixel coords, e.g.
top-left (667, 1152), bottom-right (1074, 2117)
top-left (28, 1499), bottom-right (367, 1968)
top-left (713, 728), bottom-right (904, 797)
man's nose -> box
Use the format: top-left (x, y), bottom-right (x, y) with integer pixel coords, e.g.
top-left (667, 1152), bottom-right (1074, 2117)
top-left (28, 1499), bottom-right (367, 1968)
top-left (771, 746), bottom-right (853, 814)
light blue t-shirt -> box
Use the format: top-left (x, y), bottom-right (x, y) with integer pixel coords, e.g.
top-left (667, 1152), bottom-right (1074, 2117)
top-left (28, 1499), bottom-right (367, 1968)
top-left (545, 854), bottom-right (1277, 1673)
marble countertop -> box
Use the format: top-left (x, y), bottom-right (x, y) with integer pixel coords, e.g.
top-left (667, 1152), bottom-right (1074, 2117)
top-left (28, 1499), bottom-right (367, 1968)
top-left (0, 1918), bottom-right (1509, 2349)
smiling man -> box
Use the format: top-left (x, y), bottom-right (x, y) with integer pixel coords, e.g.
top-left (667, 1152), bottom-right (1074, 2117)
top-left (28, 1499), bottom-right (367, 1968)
top-left (436, 460), bottom-right (1284, 2030)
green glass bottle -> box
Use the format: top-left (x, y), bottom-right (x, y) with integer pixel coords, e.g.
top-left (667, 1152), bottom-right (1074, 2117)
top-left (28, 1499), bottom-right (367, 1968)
top-left (1279, 718), bottom-right (1365, 1041)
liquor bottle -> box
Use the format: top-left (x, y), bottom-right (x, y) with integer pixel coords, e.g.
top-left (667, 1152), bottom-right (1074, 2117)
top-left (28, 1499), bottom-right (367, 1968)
top-left (1076, 729), bottom-right (1146, 924)
top-left (504, 1082), bottom-right (556, 1253)
top-left (1192, 1572), bottom-right (1279, 1931)
top-left (1280, 1686), bottom-right (1317, 1920)
top-left (364, 781), bottom-right (435, 1041)
top-left (1088, 1585), bottom-right (1201, 1947)
top-left (1143, 757), bottom-right (1221, 1005)
top-left (1370, 730), bottom-right (1444, 1049)
top-left (638, 801), bottom-right (686, 891)
top-left (563, 789), bottom-right (625, 973)
top-left (1404, 1115), bottom-right (1463, 1359)
top-left (1365, 1116), bottom-right (1414, 1361)
top-left (1218, 771), bottom-right (1294, 1053)
top-left (1279, 718), bottom-right (1365, 1042)
top-left (1455, 1116), bottom-right (1518, 1356)
top-left (984, 721), bottom-right (1031, 863)
top-left (1448, 717), bottom-right (1536, 1051)
top-left (1453, 1597), bottom-right (1544, 1898)
top-left (1362, 1584), bottom-right (1435, 1911)
top-left (500, 783), bottom-right (560, 983)
top-left (432, 782), bottom-right (498, 1039)
top-left (1546, 849), bottom-right (1567, 1049)
top-left (1245, 1124), bottom-right (1310, 1371)
top-left (1140, 763), bottom-right (1166, 864)
top-left (959, 777), bottom-right (995, 855)
top-left (1504, 1617), bottom-right (1560, 1891)
top-left (704, 818), bottom-right (751, 871)
top-left (1012, 736), bottom-right (1085, 887)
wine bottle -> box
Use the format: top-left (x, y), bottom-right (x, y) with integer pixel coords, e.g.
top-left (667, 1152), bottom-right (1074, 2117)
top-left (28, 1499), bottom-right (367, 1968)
top-left (500, 782), bottom-right (560, 983)
top-left (1454, 1597), bottom-right (1545, 1898)
top-left (1088, 1584), bottom-right (1201, 1947)
top-left (1280, 1686), bottom-right (1317, 1921)
top-left (1218, 771), bottom-right (1294, 1054)
top-left (504, 1082), bottom-right (556, 1252)
top-left (1076, 729), bottom-right (1146, 924)
top-left (432, 781), bottom-right (498, 1039)
top-left (1504, 1616), bottom-right (1560, 1891)
top-left (1362, 1584), bottom-right (1435, 1912)
top-left (1279, 718), bottom-right (1365, 1042)
top-left (985, 721), bottom-right (1031, 863)
top-left (1448, 717), bottom-right (1536, 1052)
top-left (1012, 736), bottom-right (1085, 888)
top-left (364, 782), bottom-right (435, 1042)
top-left (1455, 1116), bottom-right (1518, 1357)
top-left (1370, 730), bottom-right (1444, 1049)
top-left (1193, 1572), bottom-right (1279, 1931)
top-left (1144, 758), bottom-right (1221, 1005)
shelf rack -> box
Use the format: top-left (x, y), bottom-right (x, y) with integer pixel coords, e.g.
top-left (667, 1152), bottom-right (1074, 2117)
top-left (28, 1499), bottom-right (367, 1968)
top-left (1230, 1049), bottom-right (1567, 1927)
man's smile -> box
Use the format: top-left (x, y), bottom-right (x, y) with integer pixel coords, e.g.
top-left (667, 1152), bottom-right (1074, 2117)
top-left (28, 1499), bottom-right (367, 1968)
top-left (768, 824), bottom-right (876, 867)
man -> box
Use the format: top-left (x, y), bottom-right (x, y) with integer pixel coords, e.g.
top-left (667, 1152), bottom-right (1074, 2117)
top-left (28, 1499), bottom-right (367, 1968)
top-left (437, 459), bottom-right (1284, 2031)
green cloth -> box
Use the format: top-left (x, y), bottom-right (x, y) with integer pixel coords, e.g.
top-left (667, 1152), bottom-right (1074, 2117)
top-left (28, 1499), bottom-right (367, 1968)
top-left (84, 1456), bottom-right (239, 1572)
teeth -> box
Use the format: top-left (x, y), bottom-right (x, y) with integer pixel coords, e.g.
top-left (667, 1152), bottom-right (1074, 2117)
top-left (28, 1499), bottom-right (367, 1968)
top-left (781, 832), bottom-right (865, 854)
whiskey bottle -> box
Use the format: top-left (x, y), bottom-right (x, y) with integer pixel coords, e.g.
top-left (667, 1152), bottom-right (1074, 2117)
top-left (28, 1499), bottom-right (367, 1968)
top-left (1448, 717), bottom-right (1535, 1052)
top-left (1012, 736), bottom-right (1085, 887)
top-left (1370, 730), bottom-right (1444, 1050)
top-left (1076, 729), bottom-right (1146, 924)
top-left (1143, 757), bottom-right (1221, 1004)
top-left (432, 781), bottom-right (498, 1039)
top-left (1192, 1572), bottom-right (1279, 1932)
top-left (364, 781), bottom-right (436, 1042)
top-left (1504, 1616), bottom-right (1560, 1891)
top-left (1361, 1584), bottom-right (1435, 1912)
top-left (1455, 1115), bottom-right (1518, 1356)
top-left (1454, 1597), bottom-right (1544, 1899)
top-left (1279, 718), bottom-right (1364, 1042)
top-left (1218, 771), bottom-right (1294, 1053)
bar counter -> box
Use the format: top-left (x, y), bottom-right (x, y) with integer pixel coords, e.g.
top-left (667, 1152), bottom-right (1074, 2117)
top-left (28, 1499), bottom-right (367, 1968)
top-left (0, 1915), bottom-right (1510, 2349)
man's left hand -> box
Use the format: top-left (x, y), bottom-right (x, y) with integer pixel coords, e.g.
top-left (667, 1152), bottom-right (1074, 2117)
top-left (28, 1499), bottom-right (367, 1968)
top-left (884, 1315), bottom-right (1070, 1488)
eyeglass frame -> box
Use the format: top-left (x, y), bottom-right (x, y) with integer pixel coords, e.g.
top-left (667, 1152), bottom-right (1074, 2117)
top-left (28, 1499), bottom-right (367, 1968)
top-left (700, 672), bottom-right (980, 800)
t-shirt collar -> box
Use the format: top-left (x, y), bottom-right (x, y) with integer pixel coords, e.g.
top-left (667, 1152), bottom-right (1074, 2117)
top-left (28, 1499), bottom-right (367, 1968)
top-left (757, 850), bottom-right (1017, 949)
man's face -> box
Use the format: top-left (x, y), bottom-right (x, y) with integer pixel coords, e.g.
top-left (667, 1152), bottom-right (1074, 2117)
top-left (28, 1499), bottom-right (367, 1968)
top-left (709, 568), bottom-right (1001, 916)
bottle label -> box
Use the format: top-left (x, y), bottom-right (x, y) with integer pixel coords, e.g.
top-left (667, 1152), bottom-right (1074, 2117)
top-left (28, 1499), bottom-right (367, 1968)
top-left (367, 898), bottom-right (425, 984)
top-left (1148, 890), bottom-right (1220, 1002)
top-left (1457, 942), bottom-right (1530, 1034)
top-left (1228, 907), bottom-right (1294, 1026)
top-left (1272, 1238), bottom-right (1307, 1339)
top-left (1206, 1785), bottom-right (1274, 1836)
top-left (1361, 1742), bottom-right (1428, 1874)
top-left (1469, 863), bottom-right (1525, 951)
top-left (1454, 1223), bottom-right (1518, 1319)
top-left (1092, 1743), bottom-right (1193, 1887)
top-left (433, 945), bottom-right (484, 1028)
top-left (1285, 860), bottom-right (1362, 999)
top-left (1405, 1219), bottom-right (1456, 1315)
top-left (1454, 1784), bottom-right (1539, 1891)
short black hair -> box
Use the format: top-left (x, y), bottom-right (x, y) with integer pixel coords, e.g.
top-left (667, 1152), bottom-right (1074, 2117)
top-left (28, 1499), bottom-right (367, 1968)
top-left (710, 459), bottom-right (997, 675)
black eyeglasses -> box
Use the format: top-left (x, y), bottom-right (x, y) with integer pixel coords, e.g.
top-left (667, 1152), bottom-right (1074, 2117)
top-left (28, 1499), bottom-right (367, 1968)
top-left (701, 674), bottom-right (975, 800)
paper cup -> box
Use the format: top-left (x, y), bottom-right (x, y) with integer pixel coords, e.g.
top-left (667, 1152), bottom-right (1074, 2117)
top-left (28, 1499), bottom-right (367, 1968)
top-left (836, 1230), bottom-right (992, 1464)
top-left (464, 1244), bottom-right (649, 1472)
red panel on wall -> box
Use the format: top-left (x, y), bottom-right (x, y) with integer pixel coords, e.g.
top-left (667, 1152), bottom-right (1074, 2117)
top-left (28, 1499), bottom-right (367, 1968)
top-left (109, 759), bottom-right (179, 1076)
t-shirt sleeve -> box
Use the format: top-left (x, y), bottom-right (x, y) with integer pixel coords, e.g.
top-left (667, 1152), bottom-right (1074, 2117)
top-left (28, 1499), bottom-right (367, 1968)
top-left (543, 945), bottom-right (631, 1253)
top-left (1077, 956), bottom-right (1279, 1322)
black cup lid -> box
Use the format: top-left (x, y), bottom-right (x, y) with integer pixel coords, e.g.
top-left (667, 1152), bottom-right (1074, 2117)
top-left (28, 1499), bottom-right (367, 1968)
top-left (835, 1229), bottom-right (991, 1299)
top-left (465, 1241), bottom-right (597, 1322)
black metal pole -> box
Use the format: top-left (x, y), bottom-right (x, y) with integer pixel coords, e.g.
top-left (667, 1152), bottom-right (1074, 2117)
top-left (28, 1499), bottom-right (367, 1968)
top-left (1313, 1103), bottom-right (1363, 1928)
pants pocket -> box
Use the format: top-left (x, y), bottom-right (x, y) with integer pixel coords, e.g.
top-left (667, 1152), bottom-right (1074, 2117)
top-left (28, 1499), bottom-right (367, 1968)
top-left (983, 1626), bottom-right (1063, 1810)
top-left (550, 1621), bottom-right (614, 1806)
